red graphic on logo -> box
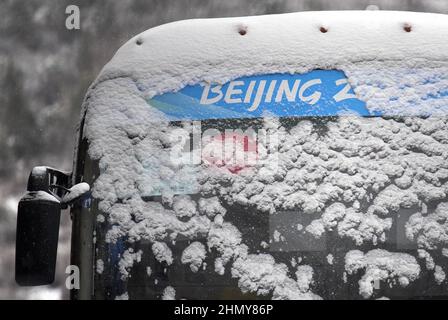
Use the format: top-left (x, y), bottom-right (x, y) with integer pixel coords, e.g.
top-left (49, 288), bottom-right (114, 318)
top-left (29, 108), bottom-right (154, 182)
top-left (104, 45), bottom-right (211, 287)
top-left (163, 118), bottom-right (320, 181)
top-left (202, 132), bottom-right (257, 174)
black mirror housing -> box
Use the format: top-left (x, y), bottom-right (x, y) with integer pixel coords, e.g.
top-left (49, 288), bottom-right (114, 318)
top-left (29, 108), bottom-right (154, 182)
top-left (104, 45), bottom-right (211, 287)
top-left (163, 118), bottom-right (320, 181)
top-left (15, 166), bottom-right (74, 286)
top-left (15, 191), bottom-right (61, 286)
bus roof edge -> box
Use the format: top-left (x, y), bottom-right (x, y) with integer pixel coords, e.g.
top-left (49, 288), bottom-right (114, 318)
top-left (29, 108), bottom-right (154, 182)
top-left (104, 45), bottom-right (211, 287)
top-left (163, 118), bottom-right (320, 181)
top-left (92, 11), bottom-right (448, 98)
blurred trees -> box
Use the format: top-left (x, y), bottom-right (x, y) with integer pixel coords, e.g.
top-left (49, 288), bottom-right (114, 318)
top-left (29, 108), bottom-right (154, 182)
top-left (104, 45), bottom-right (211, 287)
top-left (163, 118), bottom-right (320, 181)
top-left (0, 60), bottom-right (41, 178)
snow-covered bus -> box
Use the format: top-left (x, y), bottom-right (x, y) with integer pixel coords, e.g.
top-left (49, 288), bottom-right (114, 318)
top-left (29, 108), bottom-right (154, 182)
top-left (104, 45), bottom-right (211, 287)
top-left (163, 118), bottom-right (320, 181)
top-left (16, 11), bottom-right (448, 300)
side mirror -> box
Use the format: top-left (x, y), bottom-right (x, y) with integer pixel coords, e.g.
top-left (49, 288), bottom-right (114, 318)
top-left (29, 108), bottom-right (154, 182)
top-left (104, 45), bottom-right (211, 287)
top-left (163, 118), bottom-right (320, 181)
top-left (15, 166), bottom-right (89, 286)
top-left (15, 191), bottom-right (61, 286)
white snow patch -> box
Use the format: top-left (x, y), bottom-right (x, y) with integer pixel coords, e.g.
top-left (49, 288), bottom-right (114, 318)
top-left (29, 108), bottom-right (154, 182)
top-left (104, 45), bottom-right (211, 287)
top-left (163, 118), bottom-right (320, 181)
top-left (443, 248), bottom-right (448, 258)
top-left (198, 196), bottom-right (226, 218)
top-left (231, 254), bottom-right (320, 300)
top-left (181, 241), bottom-right (206, 273)
top-left (417, 249), bottom-right (435, 270)
top-left (96, 214), bottom-right (105, 223)
top-left (115, 292), bottom-right (129, 300)
top-left (295, 265), bottom-right (314, 292)
top-left (327, 254), bottom-right (334, 265)
top-left (406, 202), bottom-right (448, 250)
top-left (62, 182), bottom-right (90, 203)
top-left (118, 248), bottom-right (142, 280)
top-left (345, 249), bottom-right (420, 299)
top-left (162, 286), bottom-right (176, 300)
top-left (273, 230), bottom-right (285, 243)
top-left (307, 202), bottom-right (392, 245)
top-left (305, 220), bottom-right (325, 238)
top-left (173, 195), bottom-right (197, 219)
top-left (207, 222), bottom-right (247, 275)
top-left (434, 265), bottom-right (446, 284)
top-left (152, 242), bottom-right (173, 265)
top-left (96, 259), bottom-right (104, 274)
top-left (26, 287), bottom-right (62, 300)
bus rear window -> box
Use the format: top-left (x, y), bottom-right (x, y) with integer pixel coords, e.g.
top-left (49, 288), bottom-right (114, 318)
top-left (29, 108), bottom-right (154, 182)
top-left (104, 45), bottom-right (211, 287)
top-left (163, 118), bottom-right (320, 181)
top-left (91, 114), bottom-right (448, 300)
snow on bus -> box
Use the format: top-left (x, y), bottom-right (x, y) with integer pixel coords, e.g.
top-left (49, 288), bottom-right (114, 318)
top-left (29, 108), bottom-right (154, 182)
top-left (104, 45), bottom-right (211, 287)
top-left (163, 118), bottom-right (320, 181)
top-left (81, 11), bottom-right (448, 299)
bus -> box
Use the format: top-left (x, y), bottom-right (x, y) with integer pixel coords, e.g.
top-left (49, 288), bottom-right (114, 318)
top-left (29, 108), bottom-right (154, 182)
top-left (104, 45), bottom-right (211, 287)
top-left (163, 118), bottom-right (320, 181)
top-left (15, 10), bottom-right (448, 300)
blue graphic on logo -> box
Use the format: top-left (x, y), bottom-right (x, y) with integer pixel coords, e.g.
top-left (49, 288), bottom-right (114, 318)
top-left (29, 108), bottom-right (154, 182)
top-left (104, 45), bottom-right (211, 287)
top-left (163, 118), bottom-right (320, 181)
top-left (148, 70), bottom-right (380, 120)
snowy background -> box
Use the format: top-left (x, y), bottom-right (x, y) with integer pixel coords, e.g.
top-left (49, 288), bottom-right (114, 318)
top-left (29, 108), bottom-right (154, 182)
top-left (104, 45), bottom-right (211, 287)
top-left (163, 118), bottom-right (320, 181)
top-left (1, 0), bottom-right (448, 300)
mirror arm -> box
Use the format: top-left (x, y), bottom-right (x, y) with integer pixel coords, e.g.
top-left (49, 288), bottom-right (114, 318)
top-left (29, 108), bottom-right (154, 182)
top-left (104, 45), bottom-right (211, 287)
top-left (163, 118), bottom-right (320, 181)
top-left (27, 166), bottom-right (72, 202)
